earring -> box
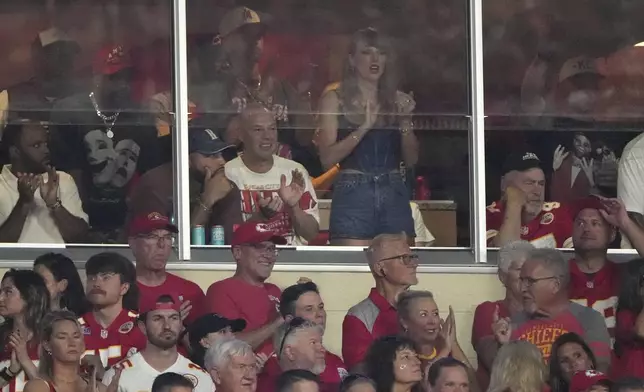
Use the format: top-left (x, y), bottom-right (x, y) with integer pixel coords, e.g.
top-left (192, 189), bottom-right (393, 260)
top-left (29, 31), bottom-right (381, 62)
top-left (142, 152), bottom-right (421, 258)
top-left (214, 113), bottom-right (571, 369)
top-left (399, 364), bottom-right (407, 370)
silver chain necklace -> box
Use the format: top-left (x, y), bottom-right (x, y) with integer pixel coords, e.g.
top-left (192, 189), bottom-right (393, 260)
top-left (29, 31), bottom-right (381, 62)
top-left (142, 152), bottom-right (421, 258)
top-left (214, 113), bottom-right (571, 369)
top-left (89, 92), bottom-right (120, 139)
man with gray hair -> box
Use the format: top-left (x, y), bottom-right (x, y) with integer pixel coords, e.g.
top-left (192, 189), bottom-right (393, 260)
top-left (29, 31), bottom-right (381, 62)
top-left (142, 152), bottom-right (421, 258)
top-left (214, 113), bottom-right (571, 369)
top-left (471, 240), bottom-right (534, 390)
top-left (256, 317), bottom-right (327, 392)
top-left (342, 232), bottom-right (419, 370)
top-left (205, 337), bottom-right (257, 392)
top-left (489, 248), bottom-right (611, 371)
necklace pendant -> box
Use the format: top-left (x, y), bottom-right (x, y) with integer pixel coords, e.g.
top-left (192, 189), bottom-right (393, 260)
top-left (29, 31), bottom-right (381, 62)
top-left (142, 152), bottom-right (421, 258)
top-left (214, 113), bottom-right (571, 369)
top-left (106, 130), bottom-right (114, 139)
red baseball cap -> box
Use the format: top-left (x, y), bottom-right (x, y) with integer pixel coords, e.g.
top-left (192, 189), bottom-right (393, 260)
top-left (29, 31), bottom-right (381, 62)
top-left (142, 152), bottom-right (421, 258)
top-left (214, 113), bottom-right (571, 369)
top-left (572, 196), bottom-right (606, 219)
top-left (569, 370), bottom-right (610, 392)
top-left (93, 44), bottom-right (132, 75)
top-left (231, 218), bottom-right (288, 246)
top-left (129, 212), bottom-right (178, 237)
top-left (140, 293), bottom-right (182, 314)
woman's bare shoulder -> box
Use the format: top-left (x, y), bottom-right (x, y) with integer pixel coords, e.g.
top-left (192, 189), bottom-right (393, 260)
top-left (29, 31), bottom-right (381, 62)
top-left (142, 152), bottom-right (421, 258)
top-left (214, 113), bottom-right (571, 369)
top-left (24, 379), bottom-right (51, 392)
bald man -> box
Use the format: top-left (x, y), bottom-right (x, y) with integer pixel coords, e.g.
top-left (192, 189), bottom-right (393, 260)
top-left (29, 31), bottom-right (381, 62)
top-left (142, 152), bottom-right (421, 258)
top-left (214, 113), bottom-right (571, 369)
top-left (224, 103), bottom-right (320, 245)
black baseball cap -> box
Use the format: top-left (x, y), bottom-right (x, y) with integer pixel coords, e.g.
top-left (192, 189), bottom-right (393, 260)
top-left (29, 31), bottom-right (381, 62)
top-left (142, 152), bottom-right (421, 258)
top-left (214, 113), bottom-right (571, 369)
top-left (502, 151), bottom-right (542, 174)
top-left (188, 313), bottom-right (246, 343)
top-left (188, 126), bottom-right (234, 156)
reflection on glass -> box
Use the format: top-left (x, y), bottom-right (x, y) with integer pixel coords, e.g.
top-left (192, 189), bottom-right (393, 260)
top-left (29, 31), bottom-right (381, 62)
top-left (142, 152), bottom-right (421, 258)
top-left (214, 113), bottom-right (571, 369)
top-left (0, 1), bottom-right (172, 244)
top-left (181, 1), bottom-right (471, 248)
top-left (0, 0), bottom-right (472, 249)
top-left (483, 0), bottom-right (644, 250)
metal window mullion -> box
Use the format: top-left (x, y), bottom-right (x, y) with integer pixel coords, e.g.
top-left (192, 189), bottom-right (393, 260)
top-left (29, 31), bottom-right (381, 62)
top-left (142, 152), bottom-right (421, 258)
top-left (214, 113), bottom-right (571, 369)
top-left (171, 0), bottom-right (191, 261)
top-left (468, 0), bottom-right (487, 263)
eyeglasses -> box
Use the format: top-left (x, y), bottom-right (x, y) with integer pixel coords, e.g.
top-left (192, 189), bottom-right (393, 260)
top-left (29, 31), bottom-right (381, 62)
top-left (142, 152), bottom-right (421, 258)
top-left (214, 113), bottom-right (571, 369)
top-left (378, 254), bottom-right (419, 266)
top-left (139, 234), bottom-right (174, 244)
top-left (278, 317), bottom-right (306, 357)
top-left (519, 276), bottom-right (559, 288)
top-left (247, 243), bottom-right (279, 256)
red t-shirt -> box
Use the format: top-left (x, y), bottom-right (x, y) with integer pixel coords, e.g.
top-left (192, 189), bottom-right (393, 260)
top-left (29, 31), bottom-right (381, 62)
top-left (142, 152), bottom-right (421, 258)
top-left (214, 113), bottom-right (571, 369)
top-left (0, 337), bottom-right (39, 392)
top-left (471, 300), bottom-right (510, 391)
top-left (79, 309), bottom-right (146, 367)
top-left (205, 277), bottom-right (282, 356)
top-left (262, 351), bottom-right (347, 385)
top-left (486, 201), bottom-right (573, 248)
top-left (511, 302), bottom-right (611, 364)
top-left (137, 273), bottom-right (205, 326)
top-left (342, 288), bottom-right (399, 370)
top-left (613, 309), bottom-right (644, 378)
top-left (569, 259), bottom-right (621, 342)
top-left (257, 357), bottom-right (342, 392)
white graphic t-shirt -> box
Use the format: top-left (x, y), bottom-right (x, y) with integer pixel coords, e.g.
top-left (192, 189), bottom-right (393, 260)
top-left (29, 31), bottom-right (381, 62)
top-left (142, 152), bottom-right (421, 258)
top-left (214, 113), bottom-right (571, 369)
top-left (102, 352), bottom-right (215, 392)
top-left (225, 155), bottom-right (320, 245)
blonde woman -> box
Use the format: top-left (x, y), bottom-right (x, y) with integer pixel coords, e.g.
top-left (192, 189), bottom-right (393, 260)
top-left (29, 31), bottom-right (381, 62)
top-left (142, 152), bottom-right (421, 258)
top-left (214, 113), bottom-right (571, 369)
top-left (23, 310), bottom-right (120, 392)
top-left (488, 341), bottom-right (546, 392)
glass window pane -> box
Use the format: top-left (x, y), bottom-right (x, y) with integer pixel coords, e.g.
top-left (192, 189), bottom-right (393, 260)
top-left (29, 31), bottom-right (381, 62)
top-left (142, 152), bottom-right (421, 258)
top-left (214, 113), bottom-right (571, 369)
top-left (0, 1), bottom-right (174, 245)
top-left (185, 0), bottom-right (471, 249)
top-left (484, 0), bottom-right (644, 250)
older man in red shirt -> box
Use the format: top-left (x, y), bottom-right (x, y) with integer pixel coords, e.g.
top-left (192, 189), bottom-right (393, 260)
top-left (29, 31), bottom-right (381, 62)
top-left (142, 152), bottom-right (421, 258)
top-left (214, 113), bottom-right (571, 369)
top-left (342, 232), bottom-right (419, 370)
top-left (205, 219), bottom-right (288, 356)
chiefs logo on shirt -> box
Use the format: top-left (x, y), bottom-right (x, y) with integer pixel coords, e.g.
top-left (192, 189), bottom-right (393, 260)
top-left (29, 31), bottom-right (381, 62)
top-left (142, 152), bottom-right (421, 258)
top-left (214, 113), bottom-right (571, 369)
top-left (486, 201), bottom-right (573, 248)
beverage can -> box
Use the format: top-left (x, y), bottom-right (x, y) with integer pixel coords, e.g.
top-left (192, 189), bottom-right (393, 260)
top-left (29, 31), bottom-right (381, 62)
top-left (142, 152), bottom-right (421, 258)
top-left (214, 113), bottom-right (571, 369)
top-left (211, 225), bottom-right (225, 245)
top-left (415, 176), bottom-right (431, 200)
top-left (191, 225), bottom-right (206, 245)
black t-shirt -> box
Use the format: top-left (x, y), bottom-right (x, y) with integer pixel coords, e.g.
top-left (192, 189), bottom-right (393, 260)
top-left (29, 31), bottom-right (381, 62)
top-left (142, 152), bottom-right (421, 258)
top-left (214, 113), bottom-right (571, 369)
top-left (50, 93), bottom-right (162, 236)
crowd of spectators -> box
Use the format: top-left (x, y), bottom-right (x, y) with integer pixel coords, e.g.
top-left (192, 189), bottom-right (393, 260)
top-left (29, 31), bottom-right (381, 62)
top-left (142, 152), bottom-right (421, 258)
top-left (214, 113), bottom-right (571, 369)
top-left (2, 0), bottom-right (644, 391)
top-left (0, 215), bottom-right (644, 392)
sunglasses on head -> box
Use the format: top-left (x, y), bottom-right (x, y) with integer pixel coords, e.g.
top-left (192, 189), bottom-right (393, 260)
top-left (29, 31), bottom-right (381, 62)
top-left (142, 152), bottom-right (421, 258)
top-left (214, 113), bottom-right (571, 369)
top-left (278, 317), bottom-right (307, 357)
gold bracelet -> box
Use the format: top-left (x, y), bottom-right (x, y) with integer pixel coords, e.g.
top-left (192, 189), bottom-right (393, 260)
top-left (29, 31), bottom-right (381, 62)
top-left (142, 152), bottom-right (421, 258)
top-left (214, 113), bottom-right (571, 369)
top-left (197, 197), bottom-right (212, 212)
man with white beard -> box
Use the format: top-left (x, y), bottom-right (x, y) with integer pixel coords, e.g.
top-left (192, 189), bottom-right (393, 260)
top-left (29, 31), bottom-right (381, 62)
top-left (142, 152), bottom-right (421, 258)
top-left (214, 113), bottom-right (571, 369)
top-left (257, 319), bottom-right (327, 392)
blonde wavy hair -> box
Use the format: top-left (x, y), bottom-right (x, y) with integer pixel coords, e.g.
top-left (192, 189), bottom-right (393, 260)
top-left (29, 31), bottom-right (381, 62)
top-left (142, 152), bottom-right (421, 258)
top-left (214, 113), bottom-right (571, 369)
top-left (487, 341), bottom-right (547, 392)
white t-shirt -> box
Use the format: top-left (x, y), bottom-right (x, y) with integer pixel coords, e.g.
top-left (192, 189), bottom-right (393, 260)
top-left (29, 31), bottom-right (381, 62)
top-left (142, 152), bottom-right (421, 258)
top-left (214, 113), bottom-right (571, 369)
top-left (617, 132), bottom-right (644, 249)
top-left (0, 165), bottom-right (88, 243)
top-left (225, 155), bottom-right (320, 245)
top-left (102, 352), bottom-right (215, 392)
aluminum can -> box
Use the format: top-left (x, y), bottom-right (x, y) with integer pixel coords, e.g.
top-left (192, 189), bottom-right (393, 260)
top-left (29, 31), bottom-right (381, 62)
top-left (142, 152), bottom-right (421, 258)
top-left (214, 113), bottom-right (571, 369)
top-left (191, 225), bottom-right (205, 245)
top-left (211, 225), bottom-right (225, 245)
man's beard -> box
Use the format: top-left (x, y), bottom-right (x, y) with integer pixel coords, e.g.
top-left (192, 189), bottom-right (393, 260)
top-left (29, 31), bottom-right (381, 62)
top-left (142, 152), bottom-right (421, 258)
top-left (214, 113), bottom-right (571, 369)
top-left (311, 361), bottom-right (326, 375)
top-left (149, 333), bottom-right (178, 350)
top-left (23, 156), bottom-right (47, 174)
top-left (190, 168), bottom-right (205, 183)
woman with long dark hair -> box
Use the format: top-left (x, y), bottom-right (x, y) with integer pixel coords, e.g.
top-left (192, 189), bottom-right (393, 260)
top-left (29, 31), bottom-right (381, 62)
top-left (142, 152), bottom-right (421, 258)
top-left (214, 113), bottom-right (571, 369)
top-left (316, 27), bottom-right (418, 246)
top-left (23, 310), bottom-right (120, 392)
top-left (548, 332), bottom-right (597, 392)
top-left (363, 335), bottom-right (423, 392)
top-left (0, 270), bottom-right (50, 389)
top-left (614, 258), bottom-right (644, 378)
top-left (33, 253), bottom-right (90, 316)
